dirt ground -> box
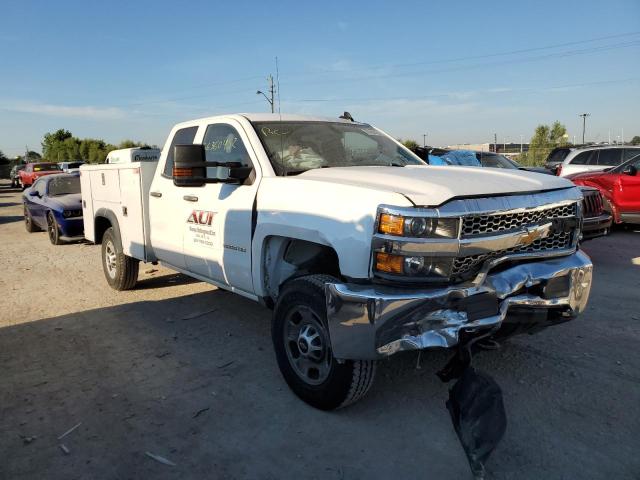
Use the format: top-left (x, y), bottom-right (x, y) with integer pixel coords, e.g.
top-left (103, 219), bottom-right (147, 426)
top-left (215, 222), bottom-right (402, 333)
top-left (1, 179), bottom-right (639, 480)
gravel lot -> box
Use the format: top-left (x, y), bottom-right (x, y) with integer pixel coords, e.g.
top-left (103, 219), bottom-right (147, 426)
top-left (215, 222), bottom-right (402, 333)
top-left (1, 179), bottom-right (639, 480)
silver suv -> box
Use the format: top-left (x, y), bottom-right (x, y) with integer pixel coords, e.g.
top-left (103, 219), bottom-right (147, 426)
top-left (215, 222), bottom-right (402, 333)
top-left (557, 145), bottom-right (640, 177)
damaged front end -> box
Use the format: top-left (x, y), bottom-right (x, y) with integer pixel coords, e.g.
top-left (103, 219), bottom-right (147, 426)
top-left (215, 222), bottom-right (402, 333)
top-left (325, 188), bottom-right (593, 360)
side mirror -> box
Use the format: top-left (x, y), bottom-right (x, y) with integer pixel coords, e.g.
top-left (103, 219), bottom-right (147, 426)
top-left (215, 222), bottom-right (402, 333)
top-left (173, 144), bottom-right (206, 187)
top-left (173, 144), bottom-right (253, 186)
top-left (28, 189), bottom-right (39, 197)
top-left (623, 165), bottom-right (637, 176)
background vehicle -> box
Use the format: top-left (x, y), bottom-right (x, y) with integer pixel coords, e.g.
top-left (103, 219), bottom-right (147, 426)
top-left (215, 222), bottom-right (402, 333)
top-left (567, 154), bottom-right (640, 224)
top-left (556, 145), bottom-right (640, 177)
top-left (23, 173), bottom-right (83, 244)
top-left (80, 113), bottom-right (592, 410)
top-left (59, 161), bottom-right (85, 173)
top-left (415, 148), bottom-right (553, 174)
top-left (10, 164), bottom-right (25, 188)
top-left (105, 147), bottom-right (160, 164)
top-left (18, 162), bottom-right (61, 189)
top-left (544, 146), bottom-right (576, 171)
top-left (579, 186), bottom-right (612, 239)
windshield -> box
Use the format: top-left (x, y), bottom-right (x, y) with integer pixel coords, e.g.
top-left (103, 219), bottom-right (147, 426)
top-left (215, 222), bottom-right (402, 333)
top-left (48, 176), bottom-right (80, 196)
top-left (67, 162), bottom-right (84, 169)
top-left (476, 153), bottom-right (516, 169)
top-left (253, 121), bottom-right (424, 175)
top-left (34, 163), bottom-right (61, 172)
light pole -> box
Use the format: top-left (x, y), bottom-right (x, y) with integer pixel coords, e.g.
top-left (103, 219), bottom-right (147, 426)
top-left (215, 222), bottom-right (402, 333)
top-left (256, 74), bottom-right (275, 113)
top-left (423, 133), bottom-right (427, 147)
top-left (520, 135), bottom-right (524, 153)
top-left (579, 113), bottom-right (590, 144)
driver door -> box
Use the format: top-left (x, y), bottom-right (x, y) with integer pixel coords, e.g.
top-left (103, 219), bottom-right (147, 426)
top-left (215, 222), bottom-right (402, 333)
top-left (182, 120), bottom-right (261, 295)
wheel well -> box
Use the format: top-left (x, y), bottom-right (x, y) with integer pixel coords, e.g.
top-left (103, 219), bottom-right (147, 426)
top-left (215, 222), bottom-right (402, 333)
top-left (94, 216), bottom-right (112, 244)
top-left (262, 237), bottom-right (341, 304)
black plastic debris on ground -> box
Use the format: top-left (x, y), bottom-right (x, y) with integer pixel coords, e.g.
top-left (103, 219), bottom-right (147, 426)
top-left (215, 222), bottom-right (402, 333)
top-left (437, 336), bottom-right (507, 479)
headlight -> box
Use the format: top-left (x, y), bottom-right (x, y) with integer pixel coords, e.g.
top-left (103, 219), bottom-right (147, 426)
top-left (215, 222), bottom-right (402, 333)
top-left (63, 209), bottom-right (82, 218)
top-left (378, 213), bottom-right (459, 238)
top-left (375, 252), bottom-right (453, 279)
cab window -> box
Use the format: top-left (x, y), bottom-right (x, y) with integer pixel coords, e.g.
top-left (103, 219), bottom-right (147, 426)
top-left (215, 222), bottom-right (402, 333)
top-left (163, 126), bottom-right (198, 177)
top-left (202, 124), bottom-right (253, 182)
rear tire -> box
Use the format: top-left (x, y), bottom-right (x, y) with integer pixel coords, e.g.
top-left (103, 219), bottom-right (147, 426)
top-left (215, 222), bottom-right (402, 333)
top-left (272, 274), bottom-right (377, 410)
top-left (47, 212), bottom-right (63, 245)
top-left (101, 227), bottom-right (139, 290)
top-left (24, 205), bottom-right (39, 233)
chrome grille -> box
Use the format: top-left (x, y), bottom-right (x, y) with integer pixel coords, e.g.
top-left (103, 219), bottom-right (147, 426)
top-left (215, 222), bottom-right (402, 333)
top-left (452, 231), bottom-right (573, 279)
top-left (461, 203), bottom-right (577, 238)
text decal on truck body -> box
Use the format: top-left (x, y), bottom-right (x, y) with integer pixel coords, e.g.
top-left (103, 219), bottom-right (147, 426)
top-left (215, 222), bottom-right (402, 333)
top-left (186, 210), bottom-right (217, 248)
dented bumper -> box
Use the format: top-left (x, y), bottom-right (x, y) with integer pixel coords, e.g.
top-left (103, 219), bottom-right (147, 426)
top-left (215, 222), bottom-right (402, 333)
top-left (325, 250), bottom-right (593, 360)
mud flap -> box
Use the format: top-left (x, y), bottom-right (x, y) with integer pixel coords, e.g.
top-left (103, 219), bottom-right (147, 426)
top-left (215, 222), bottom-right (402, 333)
top-left (437, 334), bottom-right (507, 479)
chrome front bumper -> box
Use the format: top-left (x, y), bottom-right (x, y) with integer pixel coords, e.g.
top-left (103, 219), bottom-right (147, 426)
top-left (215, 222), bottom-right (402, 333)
top-left (325, 250), bottom-right (593, 360)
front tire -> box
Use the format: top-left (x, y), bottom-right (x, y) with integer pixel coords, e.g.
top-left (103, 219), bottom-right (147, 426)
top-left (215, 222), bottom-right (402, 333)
top-left (101, 227), bottom-right (139, 290)
top-left (24, 205), bottom-right (39, 233)
top-left (272, 274), bottom-right (377, 410)
top-left (47, 212), bottom-right (63, 245)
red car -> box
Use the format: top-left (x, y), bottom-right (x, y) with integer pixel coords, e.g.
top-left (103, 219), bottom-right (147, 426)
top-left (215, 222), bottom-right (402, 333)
top-left (566, 154), bottom-right (640, 224)
top-left (18, 162), bottom-right (62, 189)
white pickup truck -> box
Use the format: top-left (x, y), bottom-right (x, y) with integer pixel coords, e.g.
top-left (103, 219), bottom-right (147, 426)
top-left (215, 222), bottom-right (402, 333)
top-left (80, 113), bottom-right (593, 410)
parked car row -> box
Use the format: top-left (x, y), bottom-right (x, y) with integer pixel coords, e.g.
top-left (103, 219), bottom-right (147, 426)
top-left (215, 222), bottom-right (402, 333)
top-left (413, 147), bottom-right (618, 240)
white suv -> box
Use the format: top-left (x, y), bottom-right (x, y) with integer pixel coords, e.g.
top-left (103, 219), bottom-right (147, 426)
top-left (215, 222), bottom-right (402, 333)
top-left (557, 145), bottom-right (640, 177)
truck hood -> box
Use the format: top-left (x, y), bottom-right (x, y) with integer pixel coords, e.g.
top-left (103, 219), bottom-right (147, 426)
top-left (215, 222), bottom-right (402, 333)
top-left (298, 165), bottom-right (574, 206)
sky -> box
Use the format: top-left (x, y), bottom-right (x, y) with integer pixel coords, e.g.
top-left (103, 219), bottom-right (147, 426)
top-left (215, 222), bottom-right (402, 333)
top-left (1, 0), bottom-right (639, 157)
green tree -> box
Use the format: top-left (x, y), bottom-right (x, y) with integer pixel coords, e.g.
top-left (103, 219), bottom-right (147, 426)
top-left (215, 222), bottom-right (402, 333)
top-left (400, 139), bottom-right (419, 150)
top-left (630, 135), bottom-right (640, 145)
top-left (0, 149), bottom-right (9, 165)
top-left (520, 121), bottom-right (569, 166)
top-left (42, 129), bottom-right (73, 160)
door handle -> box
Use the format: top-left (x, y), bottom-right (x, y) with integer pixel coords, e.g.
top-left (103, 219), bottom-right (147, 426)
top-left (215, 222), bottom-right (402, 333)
top-left (150, 191), bottom-right (162, 198)
top-left (183, 195), bottom-right (198, 202)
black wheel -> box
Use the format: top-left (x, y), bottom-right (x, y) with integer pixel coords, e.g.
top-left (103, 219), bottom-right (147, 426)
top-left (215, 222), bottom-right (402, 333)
top-left (24, 205), bottom-right (39, 233)
top-left (101, 227), bottom-right (139, 290)
top-left (272, 274), bottom-right (377, 410)
top-left (47, 212), bottom-right (63, 245)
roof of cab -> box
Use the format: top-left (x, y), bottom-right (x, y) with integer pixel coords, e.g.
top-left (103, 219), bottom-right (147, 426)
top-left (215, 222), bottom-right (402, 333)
top-left (172, 113), bottom-right (366, 128)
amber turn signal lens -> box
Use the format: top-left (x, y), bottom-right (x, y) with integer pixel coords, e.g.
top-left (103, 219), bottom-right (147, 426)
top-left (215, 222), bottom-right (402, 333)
top-left (378, 214), bottom-right (404, 236)
top-left (173, 167), bottom-right (193, 177)
top-left (375, 252), bottom-right (404, 274)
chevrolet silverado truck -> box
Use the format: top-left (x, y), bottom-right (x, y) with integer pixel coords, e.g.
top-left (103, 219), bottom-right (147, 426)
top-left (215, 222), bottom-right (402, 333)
top-left (80, 113), bottom-right (593, 410)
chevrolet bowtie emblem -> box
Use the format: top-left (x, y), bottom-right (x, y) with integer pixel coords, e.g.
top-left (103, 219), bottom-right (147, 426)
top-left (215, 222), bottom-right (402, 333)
top-left (518, 222), bottom-right (553, 247)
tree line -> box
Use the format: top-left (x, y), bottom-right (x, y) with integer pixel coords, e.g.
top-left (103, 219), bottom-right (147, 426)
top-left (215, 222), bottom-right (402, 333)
top-left (41, 129), bottom-right (155, 164)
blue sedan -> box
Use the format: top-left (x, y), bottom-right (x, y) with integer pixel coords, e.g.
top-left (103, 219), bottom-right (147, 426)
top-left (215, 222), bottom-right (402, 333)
top-left (23, 173), bottom-right (84, 244)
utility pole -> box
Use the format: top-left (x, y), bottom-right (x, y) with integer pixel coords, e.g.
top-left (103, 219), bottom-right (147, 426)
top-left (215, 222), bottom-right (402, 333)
top-left (520, 135), bottom-right (524, 153)
top-left (423, 133), bottom-right (427, 147)
top-left (579, 113), bottom-right (590, 144)
top-left (256, 75), bottom-right (275, 113)
top-left (493, 133), bottom-right (497, 152)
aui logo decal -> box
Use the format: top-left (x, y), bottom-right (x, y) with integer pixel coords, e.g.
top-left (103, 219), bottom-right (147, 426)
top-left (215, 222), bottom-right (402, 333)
top-left (187, 210), bottom-right (215, 226)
